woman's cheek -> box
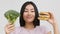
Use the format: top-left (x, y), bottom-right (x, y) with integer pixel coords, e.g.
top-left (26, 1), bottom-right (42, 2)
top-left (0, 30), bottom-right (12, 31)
top-left (23, 12), bottom-right (28, 20)
top-left (32, 12), bottom-right (35, 19)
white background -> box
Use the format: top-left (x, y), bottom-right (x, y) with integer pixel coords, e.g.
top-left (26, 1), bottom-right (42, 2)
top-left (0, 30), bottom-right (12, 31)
top-left (0, 0), bottom-right (60, 34)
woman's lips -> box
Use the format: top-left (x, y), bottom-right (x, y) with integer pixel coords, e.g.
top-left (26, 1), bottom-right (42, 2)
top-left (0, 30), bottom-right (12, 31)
top-left (26, 16), bottom-right (32, 19)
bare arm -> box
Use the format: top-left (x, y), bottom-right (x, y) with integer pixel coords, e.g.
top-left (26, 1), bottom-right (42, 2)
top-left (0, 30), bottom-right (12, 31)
top-left (53, 23), bottom-right (59, 34)
top-left (47, 12), bottom-right (59, 34)
top-left (47, 23), bottom-right (59, 34)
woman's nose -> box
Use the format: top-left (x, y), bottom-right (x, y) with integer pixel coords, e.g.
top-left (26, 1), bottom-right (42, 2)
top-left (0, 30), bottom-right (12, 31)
top-left (28, 11), bottom-right (31, 15)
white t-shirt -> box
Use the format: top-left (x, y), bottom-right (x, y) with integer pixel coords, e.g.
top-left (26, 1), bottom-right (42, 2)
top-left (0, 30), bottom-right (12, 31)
top-left (10, 26), bottom-right (50, 34)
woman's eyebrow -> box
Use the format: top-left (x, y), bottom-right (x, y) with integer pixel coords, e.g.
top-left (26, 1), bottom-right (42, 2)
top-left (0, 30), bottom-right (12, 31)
top-left (30, 9), bottom-right (34, 10)
top-left (25, 8), bottom-right (28, 10)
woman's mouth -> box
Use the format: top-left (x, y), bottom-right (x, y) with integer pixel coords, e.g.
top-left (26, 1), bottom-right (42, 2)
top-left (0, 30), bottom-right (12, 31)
top-left (26, 16), bottom-right (32, 19)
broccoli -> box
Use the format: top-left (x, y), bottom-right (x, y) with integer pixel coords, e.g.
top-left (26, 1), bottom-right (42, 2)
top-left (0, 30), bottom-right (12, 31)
top-left (4, 10), bottom-right (20, 24)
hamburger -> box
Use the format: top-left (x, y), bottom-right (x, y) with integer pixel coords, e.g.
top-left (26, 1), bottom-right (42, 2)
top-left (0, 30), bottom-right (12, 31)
top-left (38, 12), bottom-right (50, 20)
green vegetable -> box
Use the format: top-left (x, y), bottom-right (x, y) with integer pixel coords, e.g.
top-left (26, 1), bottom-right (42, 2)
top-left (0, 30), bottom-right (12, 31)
top-left (4, 10), bottom-right (20, 24)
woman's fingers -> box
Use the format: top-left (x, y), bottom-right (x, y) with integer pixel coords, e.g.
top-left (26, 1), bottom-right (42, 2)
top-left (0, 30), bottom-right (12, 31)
top-left (7, 24), bottom-right (14, 29)
top-left (46, 11), bottom-right (57, 25)
top-left (48, 11), bottom-right (55, 19)
top-left (5, 23), bottom-right (15, 34)
top-left (8, 26), bottom-right (15, 31)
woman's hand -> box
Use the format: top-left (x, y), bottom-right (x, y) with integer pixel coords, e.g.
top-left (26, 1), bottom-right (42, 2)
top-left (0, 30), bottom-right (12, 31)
top-left (5, 23), bottom-right (15, 34)
top-left (47, 12), bottom-right (59, 34)
top-left (47, 12), bottom-right (57, 25)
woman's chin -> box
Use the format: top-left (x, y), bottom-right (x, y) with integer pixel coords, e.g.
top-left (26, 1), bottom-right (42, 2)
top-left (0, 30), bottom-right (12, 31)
top-left (26, 20), bottom-right (33, 23)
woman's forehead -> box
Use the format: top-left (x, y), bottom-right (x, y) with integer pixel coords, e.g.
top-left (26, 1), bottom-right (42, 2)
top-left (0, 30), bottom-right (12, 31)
top-left (25, 4), bottom-right (34, 9)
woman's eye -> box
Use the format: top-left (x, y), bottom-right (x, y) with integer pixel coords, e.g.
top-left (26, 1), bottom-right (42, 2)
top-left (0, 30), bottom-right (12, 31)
top-left (31, 11), bottom-right (34, 12)
top-left (24, 11), bottom-right (28, 12)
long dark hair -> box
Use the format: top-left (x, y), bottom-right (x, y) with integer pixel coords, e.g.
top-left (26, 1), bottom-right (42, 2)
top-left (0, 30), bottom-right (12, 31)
top-left (20, 1), bottom-right (40, 27)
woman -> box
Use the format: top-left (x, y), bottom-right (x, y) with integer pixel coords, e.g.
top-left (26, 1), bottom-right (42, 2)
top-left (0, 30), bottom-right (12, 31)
top-left (5, 1), bottom-right (59, 34)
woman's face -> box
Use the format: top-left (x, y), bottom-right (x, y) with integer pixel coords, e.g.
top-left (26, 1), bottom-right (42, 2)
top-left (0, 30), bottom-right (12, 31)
top-left (23, 4), bottom-right (35, 23)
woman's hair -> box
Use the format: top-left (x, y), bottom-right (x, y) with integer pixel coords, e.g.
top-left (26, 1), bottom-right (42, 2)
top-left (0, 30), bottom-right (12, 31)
top-left (20, 1), bottom-right (40, 27)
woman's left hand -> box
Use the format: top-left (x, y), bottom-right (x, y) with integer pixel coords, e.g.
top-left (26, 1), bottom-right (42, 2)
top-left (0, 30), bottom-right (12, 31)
top-left (47, 12), bottom-right (59, 34)
top-left (47, 12), bottom-right (57, 25)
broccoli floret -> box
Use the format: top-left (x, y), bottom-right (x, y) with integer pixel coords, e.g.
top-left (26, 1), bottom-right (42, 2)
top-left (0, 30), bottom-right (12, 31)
top-left (4, 10), bottom-right (20, 24)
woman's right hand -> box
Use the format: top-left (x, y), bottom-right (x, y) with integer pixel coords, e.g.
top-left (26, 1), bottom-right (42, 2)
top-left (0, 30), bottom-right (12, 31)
top-left (5, 23), bottom-right (15, 34)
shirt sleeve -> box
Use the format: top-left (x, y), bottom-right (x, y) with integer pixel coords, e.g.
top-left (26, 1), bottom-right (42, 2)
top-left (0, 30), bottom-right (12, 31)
top-left (10, 27), bottom-right (16, 34)
top-left (10, 27), bottom-right (21, 34)
top-left (38, 25), bottom-right (51, 34)
top-left (44, 26), bottom-right (51, 34)
top-left (41, 26), bottom-right (51, 34)
top-left (10, 30), bottom-right (15, 34)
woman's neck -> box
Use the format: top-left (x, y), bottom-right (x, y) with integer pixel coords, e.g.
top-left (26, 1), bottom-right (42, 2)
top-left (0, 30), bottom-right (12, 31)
top-left (24, 22), bottom-right (34, 30)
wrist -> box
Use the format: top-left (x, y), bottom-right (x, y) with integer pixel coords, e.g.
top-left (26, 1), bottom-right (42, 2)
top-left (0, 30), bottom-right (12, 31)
top-left (6, 32), bottom-right (10, 34)
top-left (52, 23), bottom-right (58, 27)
